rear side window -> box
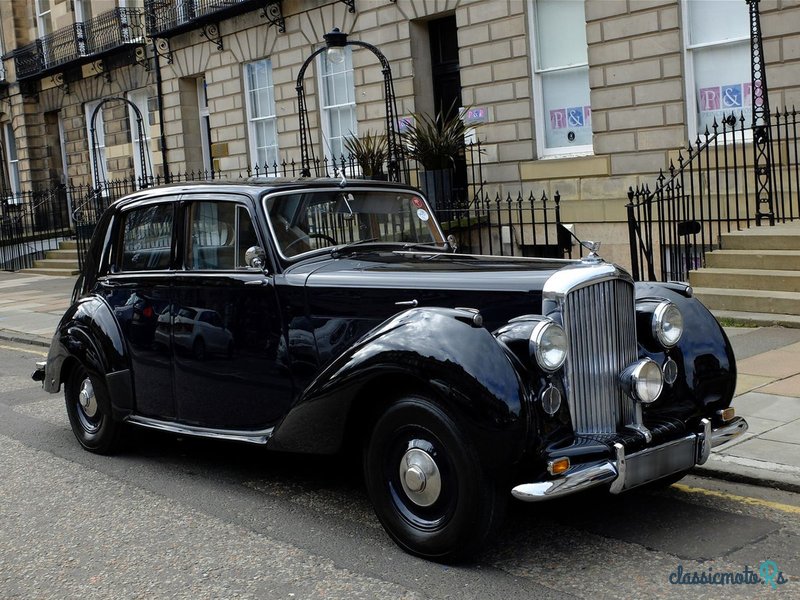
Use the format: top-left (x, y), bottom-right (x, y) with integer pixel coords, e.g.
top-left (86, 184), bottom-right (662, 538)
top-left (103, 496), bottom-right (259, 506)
top-left (186, 201), bottom-right (259, 270)
top-left (120, 204), bottom-right (174, 271)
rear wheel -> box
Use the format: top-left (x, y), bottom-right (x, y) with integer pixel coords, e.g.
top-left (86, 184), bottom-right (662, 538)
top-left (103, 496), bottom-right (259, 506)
top-left (65, 364), bottom-right (122, 454)
top-left (363, 396), bottom-right (505, 562)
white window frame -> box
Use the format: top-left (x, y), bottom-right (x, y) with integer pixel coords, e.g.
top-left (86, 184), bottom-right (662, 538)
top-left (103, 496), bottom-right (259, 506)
top-left (85, 100), bottom-right (108, 186)
top-left (126, 89), bottom-right (155, 184)
top-left (74, 0), bottom-right (92, 22)
top-left (316, 46), bottom-right (357, 163)
top-left (35, 0), bottom-right (52, 36)
top-left (527, 0), bottom-right (593, 158)
top-left (682, 0), bottom-right (752, 142)
top-left (243, 58), bottom-right (279, 171)
top-left (3, 123), bottom-right (22, 203)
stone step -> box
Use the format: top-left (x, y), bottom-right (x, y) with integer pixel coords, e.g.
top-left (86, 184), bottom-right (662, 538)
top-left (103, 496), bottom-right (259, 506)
top-left (710, 310), bottom-right (800, 329)
top-left (705, 249), bottom-right (800, 271)
top-left (721, 223), bottom-right (800, 251)
top-left (58, 240), bottom-right (79, 250)
top-left (45, 248), bottom-right (80, 260)
top-left (693, 287), bottom-right (800, 316)
top-left (18, 267), bottom-right (80, 276)
top-left (689, 268), bottom-right (800, 293)
top-left (33, 258), bottom-right (80, 270)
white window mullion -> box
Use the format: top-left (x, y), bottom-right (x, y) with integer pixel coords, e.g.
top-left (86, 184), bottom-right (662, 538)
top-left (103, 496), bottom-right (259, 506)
top-left (127, 89), bottom-right (155, 184)
top-left (683, 0), bottom-right (752, 141)
top-left (317, 46), bottom-right (357, 163)
top-left (244, 59), bottom-right (279, 171)
top-left (85, 100), bottom-right (108, 186)
top-left (528, 0), bottom-right (592, 157)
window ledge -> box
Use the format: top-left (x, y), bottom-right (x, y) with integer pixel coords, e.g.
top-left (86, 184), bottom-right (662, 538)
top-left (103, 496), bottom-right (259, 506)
top-left (520, 154), bottom-right (610, 181)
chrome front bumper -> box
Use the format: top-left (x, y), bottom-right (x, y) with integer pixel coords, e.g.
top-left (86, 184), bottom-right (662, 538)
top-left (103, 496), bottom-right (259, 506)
top-left (511, 417), bottom-right (748, 502)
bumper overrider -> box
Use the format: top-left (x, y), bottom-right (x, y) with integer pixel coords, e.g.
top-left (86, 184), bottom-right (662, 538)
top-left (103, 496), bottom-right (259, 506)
top-left (511, 416), bottom-right (748, 501)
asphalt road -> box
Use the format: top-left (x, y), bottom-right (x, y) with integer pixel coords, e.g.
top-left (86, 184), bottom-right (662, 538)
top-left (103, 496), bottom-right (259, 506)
top-left (1, 342), bottom-right (797, 599)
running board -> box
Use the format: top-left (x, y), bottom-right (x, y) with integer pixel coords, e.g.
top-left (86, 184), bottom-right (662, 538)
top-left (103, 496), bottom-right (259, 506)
top-left (126, 415), bottom-right (273, 445)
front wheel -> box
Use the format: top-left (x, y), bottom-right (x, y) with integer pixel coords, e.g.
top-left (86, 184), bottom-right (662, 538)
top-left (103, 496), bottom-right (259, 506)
top-left (65, 364), bottom-right (122, 454)
top-left (363, 396), bottom-right (505, 562)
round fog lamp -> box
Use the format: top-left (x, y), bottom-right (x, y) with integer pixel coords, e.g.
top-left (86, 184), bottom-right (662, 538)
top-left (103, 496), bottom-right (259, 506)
top-left (652, 301), bottom-right (683, 347)
top-left (620, 359), bottom-right (663, 403)
top-left (663, 357), bottom-right (678, 385)
top-left (541, 385), bottom-right (562, 416)
top-left (530, 321), bottom-right (568, 372)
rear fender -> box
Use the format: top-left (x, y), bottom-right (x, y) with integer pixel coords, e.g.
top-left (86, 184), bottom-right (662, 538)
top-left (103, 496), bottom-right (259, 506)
top-left (45, 295), bottom-right (133, 417)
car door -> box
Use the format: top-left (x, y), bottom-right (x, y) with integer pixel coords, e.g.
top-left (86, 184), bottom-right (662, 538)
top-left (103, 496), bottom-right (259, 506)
top-left (98, 198), bottom-right (177, 420)
top-left (171, 194), bottom-right (291, 429)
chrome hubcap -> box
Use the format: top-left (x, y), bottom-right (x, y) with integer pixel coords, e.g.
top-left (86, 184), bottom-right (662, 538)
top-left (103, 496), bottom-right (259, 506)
top-left (399, 447), bottom-right (441, 507)
top-left (78, 378), bottom-right (98, 418)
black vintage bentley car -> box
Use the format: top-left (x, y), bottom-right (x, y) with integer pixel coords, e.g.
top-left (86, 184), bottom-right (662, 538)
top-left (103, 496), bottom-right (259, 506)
top-left (34, 179), bottom-right (747, 561)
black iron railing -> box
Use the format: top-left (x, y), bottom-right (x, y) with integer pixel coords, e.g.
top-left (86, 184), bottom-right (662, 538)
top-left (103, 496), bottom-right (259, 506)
top-left (12, 8), bottom-right (145, 80)
top-left (627, 107), bottom-right (799, 282)
top-left (2, 149), bottom-right (572, 271)
top-left (0, 187), bottom-right (72, 271)
top-left (146, 0), bottom-right (264, 37)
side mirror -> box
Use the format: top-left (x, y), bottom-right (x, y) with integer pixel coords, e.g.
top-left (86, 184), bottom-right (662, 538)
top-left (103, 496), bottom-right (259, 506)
top-left (245, 246), bottom-right (268, 274)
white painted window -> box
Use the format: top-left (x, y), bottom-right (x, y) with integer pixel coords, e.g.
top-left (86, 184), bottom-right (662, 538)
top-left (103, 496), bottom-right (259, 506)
top-left (317, 46), bottom-right (357, 162)
top-left (528, 0), bottom-right (592, 157)
top-left (74, 0), bottom-right (93, 22)
top-left (35, 0), bottom-right (52, 36)
top-left (85, 100), bottom-right (108, 186)
top-left (3, 123), bottom-right (22, 202)
top-left (683, 0), bottom-right (751, 139)
top-left (127, 89), bottom-right (156, 184)
top-left (244, 59), bottom-right (279, 169)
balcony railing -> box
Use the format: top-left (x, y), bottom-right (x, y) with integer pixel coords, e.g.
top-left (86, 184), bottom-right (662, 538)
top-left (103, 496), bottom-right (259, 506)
top-left (146, 0), bottom-right (265, 37)
top-left (12, 8), bottom-right (145, 81)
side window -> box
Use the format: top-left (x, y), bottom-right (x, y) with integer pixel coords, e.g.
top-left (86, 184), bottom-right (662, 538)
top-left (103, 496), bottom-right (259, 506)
top-left (120, 204), bottom-right (174, 271)
top-left (186, 201), bottom-right (259, 270)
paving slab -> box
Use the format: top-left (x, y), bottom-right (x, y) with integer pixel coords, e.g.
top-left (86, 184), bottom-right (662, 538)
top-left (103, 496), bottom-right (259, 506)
top-left (737, 349), bottom-right (800, 379)
top-left (760, 419), bottom-right (800, 444)
top-left (735, 374), bottom-right (777, 396)
top-left (720, 437), bottom-right (800, 467)
top-left (732, 392), bottom-right (800, 421)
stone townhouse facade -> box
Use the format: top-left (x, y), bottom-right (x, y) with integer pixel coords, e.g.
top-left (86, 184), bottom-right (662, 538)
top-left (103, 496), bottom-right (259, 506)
top-left (0, 0), bottom-right (798, 266)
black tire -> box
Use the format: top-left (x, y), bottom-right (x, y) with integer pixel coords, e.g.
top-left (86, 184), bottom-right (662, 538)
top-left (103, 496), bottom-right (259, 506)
top-left (363, 396), bottom-right (505, 562)
top-left (64, 364), bottom-right (122, 454)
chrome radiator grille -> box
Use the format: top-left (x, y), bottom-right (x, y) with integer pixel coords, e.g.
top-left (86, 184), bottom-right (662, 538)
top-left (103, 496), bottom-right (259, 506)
top-left (562, 278), bottom-right (637, 434)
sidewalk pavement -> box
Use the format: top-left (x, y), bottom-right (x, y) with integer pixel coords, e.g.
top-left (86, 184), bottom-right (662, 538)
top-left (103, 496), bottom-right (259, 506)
top-left (0, 270), bottom-right (798, 493)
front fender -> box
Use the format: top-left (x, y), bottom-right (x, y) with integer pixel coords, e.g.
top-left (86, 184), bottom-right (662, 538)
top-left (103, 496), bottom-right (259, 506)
top-left (635, 282), bottom-right (736, 414)
top-left (44, 295), bottom-right (132, 415)
top-left (269, 307), bottom-right (531, 470)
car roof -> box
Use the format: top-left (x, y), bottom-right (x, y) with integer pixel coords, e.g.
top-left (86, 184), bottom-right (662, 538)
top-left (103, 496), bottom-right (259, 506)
top-left (112, 178), bottom-right (423, 209)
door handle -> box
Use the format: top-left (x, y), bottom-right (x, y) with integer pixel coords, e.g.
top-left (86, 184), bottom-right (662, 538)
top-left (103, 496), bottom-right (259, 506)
top-left (394, 299), bottom-right (418, 307)
top-left (245, 278), bottom-right (269, 286)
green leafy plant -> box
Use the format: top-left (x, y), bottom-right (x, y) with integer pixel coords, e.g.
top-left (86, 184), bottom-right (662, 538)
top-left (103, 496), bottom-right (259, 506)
top-left (343, 130), bottom-right (388, 177)
top-left (400, 103), bottom-right (468, 170)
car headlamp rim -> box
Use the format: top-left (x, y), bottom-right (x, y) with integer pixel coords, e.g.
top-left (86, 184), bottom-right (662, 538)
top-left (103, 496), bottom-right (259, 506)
top-left (651, 301), bottom-right (683, 348)
top-left (529, 320), bottom-right (568, 372)
top-left (620, 358), bottom-right (664, 404)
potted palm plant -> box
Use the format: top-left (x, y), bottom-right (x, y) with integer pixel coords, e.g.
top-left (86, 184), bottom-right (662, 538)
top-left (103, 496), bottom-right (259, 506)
top-left (343, 130), bottom-right (388, 179)
top-left (400, 104), bottom-right (467, 209)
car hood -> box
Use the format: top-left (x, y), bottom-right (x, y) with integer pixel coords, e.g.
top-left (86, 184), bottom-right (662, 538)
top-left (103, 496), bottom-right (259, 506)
top-left (299, 252), bottom-right (576, 293)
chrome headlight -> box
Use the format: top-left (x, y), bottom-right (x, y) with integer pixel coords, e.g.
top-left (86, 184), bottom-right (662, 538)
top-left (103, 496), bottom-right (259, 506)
top-left (529, 320), bottom-right (568, 372)
top-left (652, 301), bottom-right (683, 347)
top-left (620, 359), bottom-right (663, 403)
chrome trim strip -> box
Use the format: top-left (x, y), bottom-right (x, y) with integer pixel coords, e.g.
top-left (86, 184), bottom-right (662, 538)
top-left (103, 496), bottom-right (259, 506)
top-left (710, 417), bottom-right (749, 448)
top-left (513, 432), bottom-right (708, 502)
top-left (697, 418), bottom-right (712, 464)
top-left (609, 442), bottom-right (627, 494)
top-left (126, 415), bottom-right (274, 445)
top-left (511, 460), bottom-right (618, 501)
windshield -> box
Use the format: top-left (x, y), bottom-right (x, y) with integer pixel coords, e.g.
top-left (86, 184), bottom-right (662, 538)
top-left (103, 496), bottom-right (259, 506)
top-left (264, 189), bottom-right (444, 258)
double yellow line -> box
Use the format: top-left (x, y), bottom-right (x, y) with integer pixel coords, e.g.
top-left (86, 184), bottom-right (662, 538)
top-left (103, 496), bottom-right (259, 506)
top-left (673, 483), bottom-right (800, 515)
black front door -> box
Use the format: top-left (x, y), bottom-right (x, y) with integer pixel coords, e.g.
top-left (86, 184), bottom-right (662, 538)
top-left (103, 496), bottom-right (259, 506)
top-left (171, 196), bottom-right (291, 429)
